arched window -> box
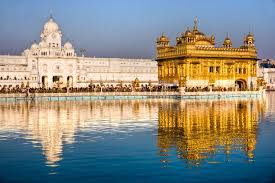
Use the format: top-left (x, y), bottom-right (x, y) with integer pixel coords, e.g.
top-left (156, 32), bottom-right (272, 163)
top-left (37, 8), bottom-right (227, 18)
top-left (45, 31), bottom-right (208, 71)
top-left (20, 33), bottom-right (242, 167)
top-left (239, 68), bottom-right (242, 74)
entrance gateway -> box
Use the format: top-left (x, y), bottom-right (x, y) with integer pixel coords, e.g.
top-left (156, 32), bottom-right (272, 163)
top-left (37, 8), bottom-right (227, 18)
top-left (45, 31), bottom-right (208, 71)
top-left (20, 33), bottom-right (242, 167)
top-left (235, 79), bottom-right (247, 90)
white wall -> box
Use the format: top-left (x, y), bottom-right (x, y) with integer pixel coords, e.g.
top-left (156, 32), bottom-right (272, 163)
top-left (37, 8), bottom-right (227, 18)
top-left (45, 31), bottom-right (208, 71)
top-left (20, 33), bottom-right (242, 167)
top-left (0, 55), bottom-right (158, 88)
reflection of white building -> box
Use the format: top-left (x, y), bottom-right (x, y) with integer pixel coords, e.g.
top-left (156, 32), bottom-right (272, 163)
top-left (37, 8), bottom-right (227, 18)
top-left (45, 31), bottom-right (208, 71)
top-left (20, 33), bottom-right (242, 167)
top-left (0, 16), bottom-right (158, 88)
top-left (0, 100), bottom-right (159, 166)
top-left (265, 92), bottom-right (275, 113)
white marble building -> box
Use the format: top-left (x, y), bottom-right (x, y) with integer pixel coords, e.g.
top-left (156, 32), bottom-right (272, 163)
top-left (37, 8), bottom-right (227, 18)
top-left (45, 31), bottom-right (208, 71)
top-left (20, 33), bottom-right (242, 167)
top-left (257, 59), bottom-right (275, 90)
top-left (258, 67), bottom-right (275, 90)
top-left (0, 16), bottom-right (158, 88)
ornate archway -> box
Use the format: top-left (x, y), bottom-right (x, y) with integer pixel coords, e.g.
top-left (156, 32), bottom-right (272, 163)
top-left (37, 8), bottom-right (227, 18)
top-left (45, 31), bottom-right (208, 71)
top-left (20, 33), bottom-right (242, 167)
top-left (235, 79), bottom-right (247, 91)
top-left (42, 76), bottom-right (48, 88)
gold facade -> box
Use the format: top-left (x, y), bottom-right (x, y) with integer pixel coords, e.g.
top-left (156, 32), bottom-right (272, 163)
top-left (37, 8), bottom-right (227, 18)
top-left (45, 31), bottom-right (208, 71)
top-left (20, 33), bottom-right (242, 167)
top-left (157, 99), bottom-right (266, 165)
top-left (156, 18), bottom-right (258, 89)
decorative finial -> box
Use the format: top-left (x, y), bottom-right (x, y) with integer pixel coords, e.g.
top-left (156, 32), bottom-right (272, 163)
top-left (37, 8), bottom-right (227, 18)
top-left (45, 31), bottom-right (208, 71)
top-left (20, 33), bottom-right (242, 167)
top-left (248, 25), bottom-right (252, 34)
top-left (194, 16), bottom-right (198, 31)
top-left (49, 9), bottom-right (53, 20)
top-left (248, 31), bottom-right (253, 36)
top-left (211, 34), bottom-right (215, 42)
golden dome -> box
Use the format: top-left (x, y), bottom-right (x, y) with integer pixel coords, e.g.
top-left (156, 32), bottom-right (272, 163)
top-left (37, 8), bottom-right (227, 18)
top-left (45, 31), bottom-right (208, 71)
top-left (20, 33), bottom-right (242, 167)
top-left (185, 28), bottom-right (192, 36)
top-left (224, 37), bottom-right (232, 44)
top-left (246, 32), bottom-right (255, 42)
top-left (247, 32), bottom-right (254, 39)
top-left (243, 32), bottom-right (255, 46)
top-left (223, 36), bottom-right (232, 47)
top-left (193, 30), bottom-right (205, 36)
top-left (157, 33), bottom-right (170, 42)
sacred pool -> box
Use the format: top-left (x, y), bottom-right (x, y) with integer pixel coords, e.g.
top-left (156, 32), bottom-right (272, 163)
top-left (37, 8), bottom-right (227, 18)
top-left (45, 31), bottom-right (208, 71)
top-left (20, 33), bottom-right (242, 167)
top-left (0, 93), bottom-right (275, 183)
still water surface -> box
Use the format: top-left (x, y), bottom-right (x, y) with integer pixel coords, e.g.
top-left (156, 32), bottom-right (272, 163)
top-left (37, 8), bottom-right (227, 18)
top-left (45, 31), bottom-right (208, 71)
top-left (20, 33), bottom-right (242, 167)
top-left (0, 93), bottom-right (275, 182)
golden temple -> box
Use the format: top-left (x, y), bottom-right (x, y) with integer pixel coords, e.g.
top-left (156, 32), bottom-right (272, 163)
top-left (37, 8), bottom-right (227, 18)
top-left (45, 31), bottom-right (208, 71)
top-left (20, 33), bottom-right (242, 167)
top-left (156, 18), bottom-right (258, 91)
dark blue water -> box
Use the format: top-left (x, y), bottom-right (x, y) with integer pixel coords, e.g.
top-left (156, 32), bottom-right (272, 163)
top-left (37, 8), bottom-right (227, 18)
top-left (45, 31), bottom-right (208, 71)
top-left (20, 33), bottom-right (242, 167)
top-left (0, 93), bottom-right (275, 183)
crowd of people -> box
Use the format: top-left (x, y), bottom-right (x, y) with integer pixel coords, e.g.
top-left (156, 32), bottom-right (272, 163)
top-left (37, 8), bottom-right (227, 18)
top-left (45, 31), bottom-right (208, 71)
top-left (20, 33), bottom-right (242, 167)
top-left (184, 86), bottom-right (249, 92)
top-left (0, 83), bottom-right (256, 94)
top-left (0, 84), bottom-right (166, 94)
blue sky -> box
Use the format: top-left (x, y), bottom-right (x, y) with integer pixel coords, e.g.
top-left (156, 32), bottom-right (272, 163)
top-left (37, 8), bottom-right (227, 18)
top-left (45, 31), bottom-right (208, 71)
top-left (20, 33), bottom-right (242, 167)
top-left (0, 0), bottom-right (274, 59)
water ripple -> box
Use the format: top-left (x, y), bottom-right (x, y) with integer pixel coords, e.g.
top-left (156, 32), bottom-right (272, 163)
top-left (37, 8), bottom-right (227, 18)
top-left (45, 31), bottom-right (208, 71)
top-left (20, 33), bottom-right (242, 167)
top-left (0, 96), bottom-right (274, 182)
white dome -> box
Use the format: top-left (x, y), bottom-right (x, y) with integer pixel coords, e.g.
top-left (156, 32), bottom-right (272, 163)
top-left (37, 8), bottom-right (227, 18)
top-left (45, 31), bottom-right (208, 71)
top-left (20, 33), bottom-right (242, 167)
top-left (23, 49), bottom-right (30, 55)
top-left (43, 18), bottom-right (59, 33)
top-left (24, 49), bottom-right (30, 53)
top-left (64, 41), bottom-right (73, 49)
top-left (31, 43), bottom-right (39, 50)
top-left (39, 41), bottom-right (47, 48)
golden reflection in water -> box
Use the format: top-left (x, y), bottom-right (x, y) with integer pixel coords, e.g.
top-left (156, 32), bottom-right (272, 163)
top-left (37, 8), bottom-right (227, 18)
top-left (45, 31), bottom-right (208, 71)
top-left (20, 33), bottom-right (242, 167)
top-left (157, 98), bottom-right (266, 165)
top-left (0, 97), bottom-right (268, 167)
top-left (0, 100), bottom-right (159, 166)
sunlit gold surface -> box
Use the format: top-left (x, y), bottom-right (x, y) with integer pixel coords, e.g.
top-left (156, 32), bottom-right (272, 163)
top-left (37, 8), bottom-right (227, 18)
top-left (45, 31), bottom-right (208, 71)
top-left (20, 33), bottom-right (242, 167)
top-left (156, 18), bottom-right (257, 87)
top-left (157, 98), bottom-right (266, 165)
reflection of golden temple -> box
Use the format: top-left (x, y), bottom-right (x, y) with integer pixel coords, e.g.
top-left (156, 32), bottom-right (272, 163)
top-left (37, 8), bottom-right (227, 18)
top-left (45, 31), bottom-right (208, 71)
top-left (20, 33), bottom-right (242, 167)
top-left (0, 97), bottom-right (267, 167)
top-left (0, 100), bottom-right (159, 166)
top-left (157, 99), bottom-right (266, 165)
